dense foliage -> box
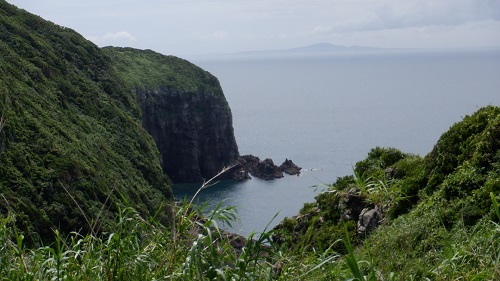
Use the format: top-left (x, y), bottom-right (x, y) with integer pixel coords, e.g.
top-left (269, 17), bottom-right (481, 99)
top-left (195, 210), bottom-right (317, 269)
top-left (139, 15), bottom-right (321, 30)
top-left (103, 47), bottom-right (223, 95)
top-left (0, 0), bottom-right (173, 243)
top-left (272, 105), bottom-right (500, 279)
top-left (356, 105), bottom-right (500, 278)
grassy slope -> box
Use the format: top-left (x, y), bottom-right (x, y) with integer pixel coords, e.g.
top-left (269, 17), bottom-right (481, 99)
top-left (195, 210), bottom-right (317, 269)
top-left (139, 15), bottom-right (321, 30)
top-left (0, 1), bottom-right (172, 242)
top-left (356, 105), bottom-right (500, 279)
top-left (273, 105), bottom-right (500, 279)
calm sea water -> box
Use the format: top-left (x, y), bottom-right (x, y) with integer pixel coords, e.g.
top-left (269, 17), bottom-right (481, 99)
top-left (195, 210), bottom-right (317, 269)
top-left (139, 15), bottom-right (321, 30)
top-left (175, 49), bottom-right (500, 237)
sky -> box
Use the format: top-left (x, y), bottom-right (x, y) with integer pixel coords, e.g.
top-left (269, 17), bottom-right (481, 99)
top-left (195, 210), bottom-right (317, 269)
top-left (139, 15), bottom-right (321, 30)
top-left (7, 0), bottom-right (500, 58)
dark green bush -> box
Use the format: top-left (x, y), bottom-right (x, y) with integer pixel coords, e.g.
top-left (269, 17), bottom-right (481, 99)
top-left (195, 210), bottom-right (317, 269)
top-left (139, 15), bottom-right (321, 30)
top-left (355, 146), bottom-right (407, 177)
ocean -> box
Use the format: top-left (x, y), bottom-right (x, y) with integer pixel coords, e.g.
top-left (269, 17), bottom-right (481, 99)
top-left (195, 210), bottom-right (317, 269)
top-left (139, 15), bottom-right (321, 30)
top-left (174, 49), bottom-right (500, 237)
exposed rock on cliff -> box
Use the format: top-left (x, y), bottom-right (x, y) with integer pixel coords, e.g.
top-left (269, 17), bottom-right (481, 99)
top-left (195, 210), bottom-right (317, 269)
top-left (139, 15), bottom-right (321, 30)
top-left (272, 186), bottom-right (382, 251)
top-left (339, 188), bottom-right (367, 221)
top-left (104, 48), bottom-right (240, 183)
top-left (357, 206), bottom-right (381, 237)
top-left (138, 87), bottom-right (239, 183)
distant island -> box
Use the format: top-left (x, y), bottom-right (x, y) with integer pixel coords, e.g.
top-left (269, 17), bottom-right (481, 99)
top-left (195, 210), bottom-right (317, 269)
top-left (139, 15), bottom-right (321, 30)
top-left (191, 43), bottom-right (500, 61)
top-left (251, 43), bottom-right (382, 53)
top-left (225, 43), bottom-right (383, 59)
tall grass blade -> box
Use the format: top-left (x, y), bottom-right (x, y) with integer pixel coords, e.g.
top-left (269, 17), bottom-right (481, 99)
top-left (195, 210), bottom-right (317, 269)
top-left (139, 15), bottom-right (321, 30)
top-left (491, 192), bottom-right (500, 221)
top-left (343, 223), bottom-right (364, 281)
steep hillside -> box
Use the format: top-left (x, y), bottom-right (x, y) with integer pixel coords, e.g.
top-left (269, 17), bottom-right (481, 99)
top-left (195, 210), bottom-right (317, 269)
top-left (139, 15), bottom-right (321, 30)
top-left (0, 1), bottom-right (173, 242)
top-left (273, 105), bottom-right (500, 278)
top-left (103, 47), bottom-right (239, 183)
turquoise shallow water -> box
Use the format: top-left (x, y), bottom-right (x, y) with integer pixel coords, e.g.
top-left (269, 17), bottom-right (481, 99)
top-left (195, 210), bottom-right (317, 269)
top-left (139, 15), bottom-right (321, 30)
top-left (175, 49), bottom-right (500, 237)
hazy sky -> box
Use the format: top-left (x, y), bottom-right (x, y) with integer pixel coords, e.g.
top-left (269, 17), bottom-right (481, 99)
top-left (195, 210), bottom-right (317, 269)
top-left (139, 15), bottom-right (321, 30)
top-left (8, 0), bottom-right (500, 57)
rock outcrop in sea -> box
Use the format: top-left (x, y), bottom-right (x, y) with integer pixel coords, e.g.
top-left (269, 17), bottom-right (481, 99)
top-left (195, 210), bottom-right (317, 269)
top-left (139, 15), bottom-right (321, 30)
top-left (229, 155), bottom-right (302, 181)
top-left (280, 158), bottom-right (302, 175)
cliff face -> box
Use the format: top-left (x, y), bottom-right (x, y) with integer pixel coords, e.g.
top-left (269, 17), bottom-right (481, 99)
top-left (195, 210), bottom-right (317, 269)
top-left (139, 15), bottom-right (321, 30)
top-left (138, 87), bottom-right (239, 183)
top-left (104, 48), bottom-right (240, 183)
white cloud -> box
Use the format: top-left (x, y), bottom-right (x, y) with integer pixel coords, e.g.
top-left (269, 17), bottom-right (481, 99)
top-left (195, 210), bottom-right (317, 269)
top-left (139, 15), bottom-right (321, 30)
top-left (102, 31), bottom-right (137, 41)
top-left (308, 25), bottom-right (332, 35)
top-left (87, 31), bottom-right (137, 46)
top-left (209, 31), bottom-right (229, 40)
top-left (327, 19), bottom-right (500, 48)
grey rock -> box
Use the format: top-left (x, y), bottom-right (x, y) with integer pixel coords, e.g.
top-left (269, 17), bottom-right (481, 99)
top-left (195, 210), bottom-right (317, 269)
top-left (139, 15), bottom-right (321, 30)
top-left (357, 207), bottom-right (381, 238)
top-left (339, 188), bottom-right (366, 221)
top-left (280, 158), bottom-right (302, 175)
top-left (231, 155), bottom-right (294, 180)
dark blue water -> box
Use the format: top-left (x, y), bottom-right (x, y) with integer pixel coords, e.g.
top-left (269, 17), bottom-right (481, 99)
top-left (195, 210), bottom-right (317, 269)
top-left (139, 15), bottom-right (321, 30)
top-left (176, 49), bottom-right (500, 237)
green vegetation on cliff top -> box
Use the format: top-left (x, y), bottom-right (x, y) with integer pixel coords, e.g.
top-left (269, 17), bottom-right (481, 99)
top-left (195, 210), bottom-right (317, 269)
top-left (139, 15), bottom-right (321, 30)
top-left (103, 47), bottom-right (223, 94)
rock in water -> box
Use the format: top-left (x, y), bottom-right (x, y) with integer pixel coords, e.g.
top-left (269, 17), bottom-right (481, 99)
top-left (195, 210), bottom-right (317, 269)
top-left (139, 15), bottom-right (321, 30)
top-left (229, 155), bottom-right (302, 180)
top-left (280, 158), bottom-right (302, 175)
top-left (254, 158), bottom-right (284, 180)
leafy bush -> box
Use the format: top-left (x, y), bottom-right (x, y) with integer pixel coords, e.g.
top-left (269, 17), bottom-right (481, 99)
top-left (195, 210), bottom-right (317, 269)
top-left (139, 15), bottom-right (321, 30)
top-left (354, 146), bottom-right (407, 177)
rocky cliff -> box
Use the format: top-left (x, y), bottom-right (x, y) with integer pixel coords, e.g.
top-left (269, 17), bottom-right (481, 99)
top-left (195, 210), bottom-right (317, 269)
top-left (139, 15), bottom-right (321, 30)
top-left (104, 48), bottom-right (240, 183)
top-left (138, 87), bottom-right (239, 183)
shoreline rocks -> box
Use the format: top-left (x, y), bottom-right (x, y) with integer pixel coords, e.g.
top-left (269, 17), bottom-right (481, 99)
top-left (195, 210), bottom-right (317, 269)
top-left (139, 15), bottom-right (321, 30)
top-left (280, 158), bottom-right (301, 175)
top-left (229, 155), bottom-right (302, 181)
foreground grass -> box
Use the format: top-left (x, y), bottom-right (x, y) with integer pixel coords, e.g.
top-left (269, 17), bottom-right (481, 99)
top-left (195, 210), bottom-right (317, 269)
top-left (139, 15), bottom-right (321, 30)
top-left (1, 193), bottom-right (499, 280)
top-left (0, 200), bottom-right (336, 280)
top-left (356, 201), bottom-right (500, 280)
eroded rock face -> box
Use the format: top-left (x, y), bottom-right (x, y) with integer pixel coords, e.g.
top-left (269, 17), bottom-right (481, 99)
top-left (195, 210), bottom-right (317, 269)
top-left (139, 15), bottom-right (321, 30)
top-left (357, 207), bottom-right (381, 238)
top-left (339, 188), bottom-right (367, 221)
top-left (138, 86), bottom-right (239, 183)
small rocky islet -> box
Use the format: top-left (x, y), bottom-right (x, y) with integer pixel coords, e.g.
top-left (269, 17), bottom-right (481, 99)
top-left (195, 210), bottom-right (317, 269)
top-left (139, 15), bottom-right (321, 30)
top-left (229, 155), bottom-right (302, 181)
